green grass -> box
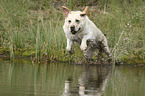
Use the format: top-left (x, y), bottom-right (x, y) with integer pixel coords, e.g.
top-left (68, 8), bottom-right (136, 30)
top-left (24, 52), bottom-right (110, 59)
top-left (0, 0), bottom-right (144, 64)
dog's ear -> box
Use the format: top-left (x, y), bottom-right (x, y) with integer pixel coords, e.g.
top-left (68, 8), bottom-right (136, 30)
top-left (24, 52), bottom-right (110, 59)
top-left (62, 6), bottom-right (71, 18)
top-left (80, 6), bottom-right (88, 17)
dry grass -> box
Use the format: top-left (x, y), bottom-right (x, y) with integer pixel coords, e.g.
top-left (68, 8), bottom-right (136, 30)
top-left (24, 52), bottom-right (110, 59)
top-left (0, 0), bottom-right (144, 64)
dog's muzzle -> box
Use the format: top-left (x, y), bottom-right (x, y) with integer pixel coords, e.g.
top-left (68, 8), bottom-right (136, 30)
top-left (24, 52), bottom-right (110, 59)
top-left (70, 26), bottom-right (81, 35)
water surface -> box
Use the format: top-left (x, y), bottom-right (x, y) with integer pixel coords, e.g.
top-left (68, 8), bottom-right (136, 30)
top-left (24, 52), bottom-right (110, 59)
top-left (0, 58), bottom-right (145, 96)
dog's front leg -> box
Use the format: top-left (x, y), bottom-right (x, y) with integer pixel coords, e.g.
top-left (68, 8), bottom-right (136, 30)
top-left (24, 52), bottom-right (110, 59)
top-left (80, 38), bottom-right (87, 51)
top-left (66, 38), bottom-right (73, 53)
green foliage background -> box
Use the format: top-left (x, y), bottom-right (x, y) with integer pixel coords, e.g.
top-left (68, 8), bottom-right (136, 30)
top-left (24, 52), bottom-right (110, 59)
top-left (0, 0), bottom-right (144, 64)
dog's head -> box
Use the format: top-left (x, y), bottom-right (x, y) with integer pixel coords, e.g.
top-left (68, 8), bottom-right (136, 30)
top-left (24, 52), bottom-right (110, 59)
top-left (62, 6), bottom-right (88, 35)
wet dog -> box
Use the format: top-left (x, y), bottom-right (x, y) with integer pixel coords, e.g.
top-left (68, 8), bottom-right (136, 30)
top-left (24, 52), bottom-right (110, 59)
top-left (62, 6), bottom-right (111, 60)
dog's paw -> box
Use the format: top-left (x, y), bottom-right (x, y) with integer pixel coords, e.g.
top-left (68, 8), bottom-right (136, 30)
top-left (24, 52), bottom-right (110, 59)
top-left (80, 44), bottom-right (87, 51)
top-left (66, 48), bottom-right (74, 54)
top-left (66, 47), bottom-right (71, 52)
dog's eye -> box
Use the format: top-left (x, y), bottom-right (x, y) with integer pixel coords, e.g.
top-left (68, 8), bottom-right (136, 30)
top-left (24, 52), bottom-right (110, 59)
top-left (76, 19), bottom-right (80, 23)
top-left (68, 20), bottom-right (71, 23)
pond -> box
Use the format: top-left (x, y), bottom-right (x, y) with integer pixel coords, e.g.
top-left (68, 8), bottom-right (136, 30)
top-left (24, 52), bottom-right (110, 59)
top-left (0, 58), bottom-right (145, 96)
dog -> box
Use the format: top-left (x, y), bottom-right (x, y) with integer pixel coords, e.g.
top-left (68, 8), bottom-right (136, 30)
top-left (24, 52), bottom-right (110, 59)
top-left (62, 6), bottom-right (111, 61)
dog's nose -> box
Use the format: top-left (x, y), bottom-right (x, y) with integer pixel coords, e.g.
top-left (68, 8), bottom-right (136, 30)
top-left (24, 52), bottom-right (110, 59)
top-left (70, 26), bottom-right (75, 31)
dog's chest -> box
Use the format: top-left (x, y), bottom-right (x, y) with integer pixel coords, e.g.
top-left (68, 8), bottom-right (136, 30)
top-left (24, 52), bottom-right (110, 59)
top-left (65, 33), bottom-right (82, 45)
top-left (70, 35), bottom-right (82, 44)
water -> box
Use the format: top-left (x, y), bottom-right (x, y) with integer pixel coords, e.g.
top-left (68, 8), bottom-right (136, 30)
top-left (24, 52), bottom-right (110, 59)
top-left (0, 58), bottom-right (145, 96)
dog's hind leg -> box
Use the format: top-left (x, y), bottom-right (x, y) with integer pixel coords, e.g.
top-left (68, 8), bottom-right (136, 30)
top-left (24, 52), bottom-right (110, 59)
top-left (101, 40), bottom-right (112, 63)
top-left (104, 46), bottom-right (111, 57)
top-left (101, 37), bottom-right (111, 57)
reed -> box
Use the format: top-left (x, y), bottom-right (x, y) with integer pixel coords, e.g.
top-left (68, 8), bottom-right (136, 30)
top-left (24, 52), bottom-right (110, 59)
top-left (0, 0), bottom-right (144, 64)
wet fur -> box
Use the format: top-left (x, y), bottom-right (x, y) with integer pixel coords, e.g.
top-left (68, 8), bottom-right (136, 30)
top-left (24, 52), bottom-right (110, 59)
top-left (62, 6), bottom-right (111, 60)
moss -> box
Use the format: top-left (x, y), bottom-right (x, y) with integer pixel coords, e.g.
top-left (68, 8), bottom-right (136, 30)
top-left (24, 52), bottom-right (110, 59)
top-left (121, 54), bottom-right (145, 64)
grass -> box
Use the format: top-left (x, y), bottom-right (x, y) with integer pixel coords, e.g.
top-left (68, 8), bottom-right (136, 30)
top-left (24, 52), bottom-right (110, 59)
top-left (0, 0), bottom-right (144, 64)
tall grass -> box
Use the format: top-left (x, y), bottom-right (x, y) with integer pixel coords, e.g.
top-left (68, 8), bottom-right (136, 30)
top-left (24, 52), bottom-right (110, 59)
top-left (0, 0), bottom-right (144, 63)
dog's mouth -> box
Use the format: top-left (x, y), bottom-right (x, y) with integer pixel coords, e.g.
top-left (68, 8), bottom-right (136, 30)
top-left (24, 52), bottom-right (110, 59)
top-left (71, 28), bottom-right (81, 35)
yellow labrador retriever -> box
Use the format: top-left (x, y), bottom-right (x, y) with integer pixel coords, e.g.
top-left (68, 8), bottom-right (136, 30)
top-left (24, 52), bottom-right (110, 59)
top-left (62, 6), bottom-right (111, 60)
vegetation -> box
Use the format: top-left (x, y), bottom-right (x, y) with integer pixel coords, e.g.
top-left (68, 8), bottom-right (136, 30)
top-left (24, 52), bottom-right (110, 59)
top-left (0, 0), bottom-right (144, 64)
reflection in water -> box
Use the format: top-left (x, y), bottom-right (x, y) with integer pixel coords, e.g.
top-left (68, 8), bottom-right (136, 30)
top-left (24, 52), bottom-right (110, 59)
top-left (0, 58), bottom-right (145, 96)
top-left (63, 65), bottom-right (112, 96)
